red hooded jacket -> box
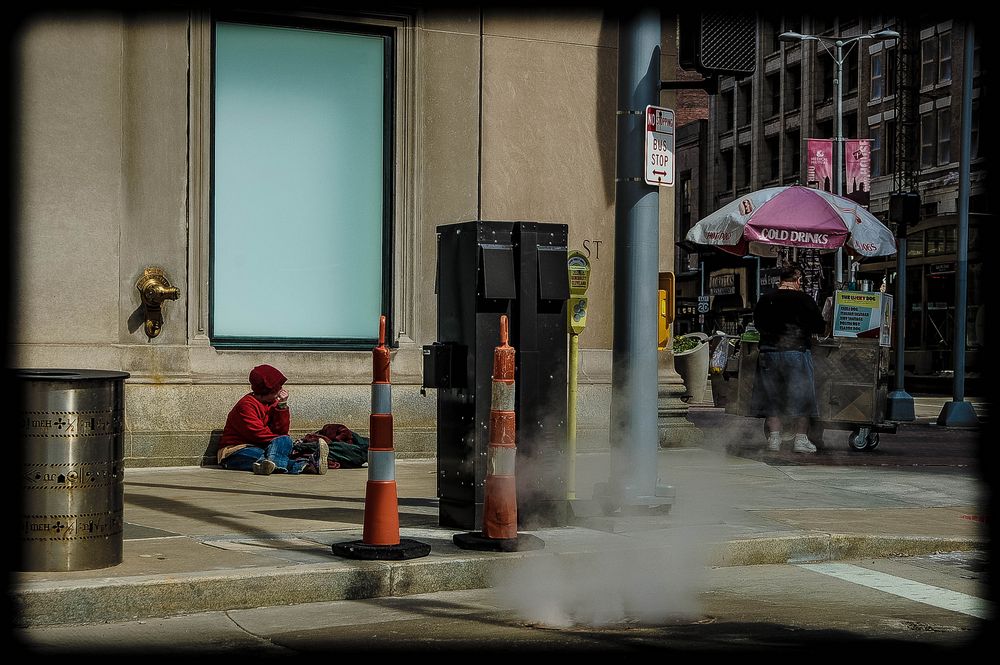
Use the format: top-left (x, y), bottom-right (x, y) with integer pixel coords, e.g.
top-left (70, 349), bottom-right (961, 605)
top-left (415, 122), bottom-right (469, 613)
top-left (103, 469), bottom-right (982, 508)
top-left (217, 393), bottom-right (290, 463)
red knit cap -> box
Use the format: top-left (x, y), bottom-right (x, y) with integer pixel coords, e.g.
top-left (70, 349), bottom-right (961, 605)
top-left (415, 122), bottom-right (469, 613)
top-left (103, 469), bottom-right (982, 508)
top-left (249, 364), bottom-right (286, 395)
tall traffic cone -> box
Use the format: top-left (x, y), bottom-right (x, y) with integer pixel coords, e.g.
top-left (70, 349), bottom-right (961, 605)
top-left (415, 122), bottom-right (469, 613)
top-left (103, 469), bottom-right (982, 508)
top-left (332, 315), bottom-right (430, 561)
top-left (454, 315), bottom-right (544, 552)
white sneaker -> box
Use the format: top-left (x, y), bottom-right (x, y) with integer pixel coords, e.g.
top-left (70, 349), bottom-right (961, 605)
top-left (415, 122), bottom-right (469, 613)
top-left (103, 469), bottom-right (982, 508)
top-left (792, 435), bottom-right (817, 454)
top-left (766, 431), bottom-right (782, 452)
top-left (253, 458), bottom-right (277, 475)
top-left (315, 440), bottom-right (329, 475)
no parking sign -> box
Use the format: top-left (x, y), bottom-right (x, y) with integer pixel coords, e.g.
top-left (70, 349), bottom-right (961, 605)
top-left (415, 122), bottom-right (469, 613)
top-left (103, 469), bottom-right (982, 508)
top-left (644, 105), bottom-right (674, 186)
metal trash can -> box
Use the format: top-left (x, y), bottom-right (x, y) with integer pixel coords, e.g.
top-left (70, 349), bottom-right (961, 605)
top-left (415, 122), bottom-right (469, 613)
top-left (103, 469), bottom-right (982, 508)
top-left (18, 369), bottom-right (129, 571)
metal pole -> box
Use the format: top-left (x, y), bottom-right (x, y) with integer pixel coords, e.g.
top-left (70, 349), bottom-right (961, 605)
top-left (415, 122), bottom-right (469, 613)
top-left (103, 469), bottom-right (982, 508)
top-left (834, 41), bottom-right (845, 287)
top-left (754, 256), bottom-right (760, 303)
top-left (566, 331), bottom-right (579, 500)
top-left (699, 260), bottom-right (705, 332)
top-left (938, 21), bottom-right (978, 427)
top-left (603, 7), bottom-right (672, 509)
top-left (886, 218), bottom-right (914, 421)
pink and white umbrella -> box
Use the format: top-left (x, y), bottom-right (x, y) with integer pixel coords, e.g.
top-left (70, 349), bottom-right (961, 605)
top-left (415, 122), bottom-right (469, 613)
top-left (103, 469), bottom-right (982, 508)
top-left (685, 185), bottom-right (897, 258)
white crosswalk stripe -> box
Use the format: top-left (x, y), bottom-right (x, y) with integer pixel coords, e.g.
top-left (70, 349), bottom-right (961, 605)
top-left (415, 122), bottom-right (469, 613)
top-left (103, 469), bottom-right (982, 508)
top-left (798, 562), bottom-right (992, 619)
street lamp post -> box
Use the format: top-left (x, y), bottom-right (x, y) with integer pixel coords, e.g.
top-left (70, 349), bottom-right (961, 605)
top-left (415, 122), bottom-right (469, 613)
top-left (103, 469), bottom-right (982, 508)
top-left (779, 28), bottom-right (900, 286)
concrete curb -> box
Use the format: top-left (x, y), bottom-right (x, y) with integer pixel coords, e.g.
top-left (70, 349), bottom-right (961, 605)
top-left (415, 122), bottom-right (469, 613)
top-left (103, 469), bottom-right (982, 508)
top-left (13, 534), bottom-right (986, 628)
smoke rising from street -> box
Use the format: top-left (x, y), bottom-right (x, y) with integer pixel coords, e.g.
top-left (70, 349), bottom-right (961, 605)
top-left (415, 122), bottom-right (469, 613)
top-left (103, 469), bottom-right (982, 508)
top-left (492, 404), bottom-right (753, 627)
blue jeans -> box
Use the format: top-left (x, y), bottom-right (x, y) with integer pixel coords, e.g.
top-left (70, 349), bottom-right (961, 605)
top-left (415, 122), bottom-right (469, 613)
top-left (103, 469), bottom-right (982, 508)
top-left (220, 435), bottom-right (308, 474)
top-left (749, 349), bottom-right (819, 418)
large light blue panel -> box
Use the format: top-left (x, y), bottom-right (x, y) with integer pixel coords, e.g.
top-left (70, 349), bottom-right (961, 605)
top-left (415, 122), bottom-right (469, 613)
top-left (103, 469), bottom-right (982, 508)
top-left (213, 22), bottom-right (386, 340)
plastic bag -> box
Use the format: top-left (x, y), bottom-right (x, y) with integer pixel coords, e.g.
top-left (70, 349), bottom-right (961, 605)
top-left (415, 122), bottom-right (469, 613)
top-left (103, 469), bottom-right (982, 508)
top-left (709, 338), bottom-right (731, 374)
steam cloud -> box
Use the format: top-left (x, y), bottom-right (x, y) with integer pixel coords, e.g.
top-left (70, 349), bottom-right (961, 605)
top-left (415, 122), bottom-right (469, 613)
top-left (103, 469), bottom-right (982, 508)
top-left (492, 405), bottom-right (747, 628)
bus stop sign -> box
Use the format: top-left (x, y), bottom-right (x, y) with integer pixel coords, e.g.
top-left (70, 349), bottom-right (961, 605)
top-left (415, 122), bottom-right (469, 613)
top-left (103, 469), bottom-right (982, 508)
top-left (644, 105), bottom-right (675, 186)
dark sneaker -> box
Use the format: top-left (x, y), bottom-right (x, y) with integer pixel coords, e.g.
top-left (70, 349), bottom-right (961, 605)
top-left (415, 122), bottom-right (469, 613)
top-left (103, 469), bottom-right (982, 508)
top-left (253, 458), bottom-right (277, 475)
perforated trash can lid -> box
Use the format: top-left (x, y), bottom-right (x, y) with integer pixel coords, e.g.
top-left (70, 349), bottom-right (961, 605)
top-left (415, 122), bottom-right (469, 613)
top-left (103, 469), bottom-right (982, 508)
top-left (16, 369), bottom-right (130, 380)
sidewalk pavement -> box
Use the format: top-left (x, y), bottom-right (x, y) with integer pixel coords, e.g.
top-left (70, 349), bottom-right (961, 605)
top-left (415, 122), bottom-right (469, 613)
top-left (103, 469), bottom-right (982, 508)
top-left (11, 396), bottom-right (990, 629)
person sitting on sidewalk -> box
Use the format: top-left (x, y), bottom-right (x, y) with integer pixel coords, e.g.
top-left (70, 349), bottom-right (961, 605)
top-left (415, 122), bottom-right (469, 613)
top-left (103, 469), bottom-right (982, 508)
top-left (750, 263), bottom-right (826, 454)
top-left (216, 364), bottom-right (328, 475)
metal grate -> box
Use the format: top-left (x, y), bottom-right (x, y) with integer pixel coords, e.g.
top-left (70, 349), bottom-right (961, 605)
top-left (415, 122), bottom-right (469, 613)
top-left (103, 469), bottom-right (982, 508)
top-left (699, 13), bottom-right (758, 74)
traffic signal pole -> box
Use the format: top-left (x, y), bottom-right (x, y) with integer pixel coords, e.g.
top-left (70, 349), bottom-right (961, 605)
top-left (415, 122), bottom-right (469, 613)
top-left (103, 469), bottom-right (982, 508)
top-left (596, 7), bottom-right (674, 513)
top-left (938, 21), bottom-right (978, 428)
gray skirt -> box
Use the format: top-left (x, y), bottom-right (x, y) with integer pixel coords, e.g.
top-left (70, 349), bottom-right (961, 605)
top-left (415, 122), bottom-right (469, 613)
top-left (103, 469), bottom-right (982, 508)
top-left (749, 349), bottom-right (819, 418)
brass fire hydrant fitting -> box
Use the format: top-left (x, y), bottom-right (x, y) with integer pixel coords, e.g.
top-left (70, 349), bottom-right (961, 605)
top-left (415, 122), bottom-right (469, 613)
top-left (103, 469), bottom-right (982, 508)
top-left (136, 267), bottom-right (180, 338)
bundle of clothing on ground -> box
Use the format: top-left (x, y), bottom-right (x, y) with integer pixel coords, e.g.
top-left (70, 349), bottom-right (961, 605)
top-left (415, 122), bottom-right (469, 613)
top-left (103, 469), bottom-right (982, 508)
top-left (295, 423), bottom-right (370, 470)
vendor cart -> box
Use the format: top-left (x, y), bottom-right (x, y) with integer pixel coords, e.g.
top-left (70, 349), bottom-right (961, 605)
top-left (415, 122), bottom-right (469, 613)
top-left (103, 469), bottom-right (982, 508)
top-left (686, 186), bottom-right (906, 451)
top-left (712, 288), bottom-right (901, 451)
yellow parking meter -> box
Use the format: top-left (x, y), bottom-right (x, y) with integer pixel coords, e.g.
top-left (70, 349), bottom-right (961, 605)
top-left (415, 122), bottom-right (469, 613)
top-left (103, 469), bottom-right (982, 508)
top-left (566, 250), bottom-right (591, 500)
top-left (567, 251), bottom-right (591, 334)
top-left (658, 271), bottom-right (675, 350)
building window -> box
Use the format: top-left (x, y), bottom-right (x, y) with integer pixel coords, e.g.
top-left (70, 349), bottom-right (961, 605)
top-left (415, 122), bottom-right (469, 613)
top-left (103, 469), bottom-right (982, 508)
top-left (720, 149), bottom-right (734, 191)
top-left (211, 19), bottom-right (393, 347)
top-left (719, 89), bottom-right (734, 131)
top-left (839, 16), bottom-right (859, 32)
top-left (844, 112), bottom-right (858, 140)
top-left (738, 144), bottom-right (752, 188)
top-left (766, 72), bottom-right (780, 117)
top-left (785, 64), bottom-right (801, 111)
top-left (938, 30), bottom-right (952, 83)
top-left (971, 98), bottom-right (980, 159)
top-left (919, 112), bottom-right (935, 167)
top-left (870, 124), bottom-right (882, 176)
top-left (764, 16), bottom-right (781, 54)
top-left (921, 30), bottom-right (952, 87)
top-left (814, 17), bottom-right (835, 36)
top-left (921, 35), bottom-right (937, 87)
top-left (871, 48), bottom-right (897, 100)
top-left (737, 82), bottom-right (752, 127)
top-left (937, 107), bottom-right (951, 165)
top-left (816, 119), bottom-right (833, 139)
top-left (920, 109), bottom-right (952, 167)
top-left (818, 55), bottom-right (834, 101)
top-left (846, 49), bottom-right (859, 93)
top-left (680, 172), bottom-right (693, 231)
top-left (926, 226), bottom-right (957, 255)
top-left (765, 136), bottom-right (779, 180)
top-left (784, 129), bottom-right (800, 177)
top-left (871, 51), bottom-right (885, 100)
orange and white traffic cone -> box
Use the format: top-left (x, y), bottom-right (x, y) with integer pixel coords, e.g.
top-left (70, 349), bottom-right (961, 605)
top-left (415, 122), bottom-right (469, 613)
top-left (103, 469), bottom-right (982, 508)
top-left (332, 315), bottom-right (430, 561)
top-left (454, 314), bottom-right (544, 552)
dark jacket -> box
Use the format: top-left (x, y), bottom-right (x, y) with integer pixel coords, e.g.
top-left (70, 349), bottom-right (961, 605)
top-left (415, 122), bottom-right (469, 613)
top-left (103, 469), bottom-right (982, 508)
top-left (753, 288), bottom-right (826, 351)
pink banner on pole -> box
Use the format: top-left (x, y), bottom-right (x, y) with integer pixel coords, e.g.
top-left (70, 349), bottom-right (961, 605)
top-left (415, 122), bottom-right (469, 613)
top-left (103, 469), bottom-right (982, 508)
top-left (807, 139), bottom-right (833, 193)
top-left (845, 139), bottom-right (872, 208)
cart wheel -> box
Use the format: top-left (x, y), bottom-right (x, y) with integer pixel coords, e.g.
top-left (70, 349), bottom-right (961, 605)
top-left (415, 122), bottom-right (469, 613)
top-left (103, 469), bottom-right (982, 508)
top-left (849, 427), bottom-right (871, 451)
top-left (866, 432), bottom-right (880, 450)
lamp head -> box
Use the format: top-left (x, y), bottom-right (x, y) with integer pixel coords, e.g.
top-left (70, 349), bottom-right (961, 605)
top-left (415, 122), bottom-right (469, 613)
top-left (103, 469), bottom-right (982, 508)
top-left (869, 29), bottom-right (900, 40)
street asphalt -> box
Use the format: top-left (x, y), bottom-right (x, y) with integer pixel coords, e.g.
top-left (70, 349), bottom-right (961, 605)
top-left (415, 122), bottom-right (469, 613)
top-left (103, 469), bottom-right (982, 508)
top-left (9, 396), bottom-right (992, 631)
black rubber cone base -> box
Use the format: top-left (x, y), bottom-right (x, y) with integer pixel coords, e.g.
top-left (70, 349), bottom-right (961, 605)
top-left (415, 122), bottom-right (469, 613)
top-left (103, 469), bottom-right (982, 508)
top-left (453, 531), bottom-right (545, 552)
top-left (331, 538), bottom-right (431, 560)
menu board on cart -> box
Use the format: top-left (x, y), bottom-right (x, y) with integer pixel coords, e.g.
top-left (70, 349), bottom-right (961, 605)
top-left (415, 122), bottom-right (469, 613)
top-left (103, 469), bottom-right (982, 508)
top-left (832, 290), bottom-right (893, 347)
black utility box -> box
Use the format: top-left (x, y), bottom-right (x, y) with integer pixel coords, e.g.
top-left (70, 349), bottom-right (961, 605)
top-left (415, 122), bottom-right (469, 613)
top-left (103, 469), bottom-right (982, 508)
top-left (427, 221), bottom-right (570, 530)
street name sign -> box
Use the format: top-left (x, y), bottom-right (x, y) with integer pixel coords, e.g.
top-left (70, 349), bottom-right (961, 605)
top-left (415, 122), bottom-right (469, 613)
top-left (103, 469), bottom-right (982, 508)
top-left (644, 105), bottom-right (675, 186)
